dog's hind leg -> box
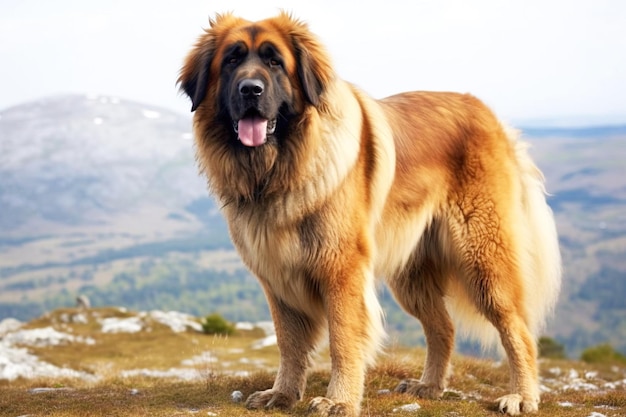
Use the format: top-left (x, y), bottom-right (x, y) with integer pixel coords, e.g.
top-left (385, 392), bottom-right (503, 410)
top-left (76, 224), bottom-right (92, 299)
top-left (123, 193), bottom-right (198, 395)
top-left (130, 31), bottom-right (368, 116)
top-left (448, 198), bottom-right (541, 415)
top-left (388, 237), bottom-right (455, 399)
top-left (464, 263), bottom-right (540, 415)
top-left (461, 261), bottom-right (540, 415)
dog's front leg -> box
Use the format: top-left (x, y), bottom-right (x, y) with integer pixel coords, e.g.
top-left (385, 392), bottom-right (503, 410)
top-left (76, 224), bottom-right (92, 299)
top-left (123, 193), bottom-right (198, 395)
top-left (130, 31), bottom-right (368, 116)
top-left (246, 293), bottom-right (324, 411)
top-left (308, 269), bottom-right (384, 417)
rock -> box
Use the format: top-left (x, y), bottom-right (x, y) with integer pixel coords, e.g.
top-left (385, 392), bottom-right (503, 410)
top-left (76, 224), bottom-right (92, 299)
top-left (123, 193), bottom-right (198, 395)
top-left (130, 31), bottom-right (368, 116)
top-left (120, 368), bottom-right (201, 381)
top-left (4, 327), bottom-right (95, 347)
top-left (251, 334), bottom-right (277, 350)
top-left (148, 310), bottom-right (202, 333)
top-left (76, 294), bottom-right (91, 309)
top-left (231, 390), bottom-right (244, 403)
top-left (393, 403), bottom-right (421, 412)
top-left (235, 322), bottom-right (254, 331)
top-left (29, 387), bottom-right (74, 394)
top-left (0, 318), bottom-right (22, 336)
top-left (100, 316), bottom-right (143, 333)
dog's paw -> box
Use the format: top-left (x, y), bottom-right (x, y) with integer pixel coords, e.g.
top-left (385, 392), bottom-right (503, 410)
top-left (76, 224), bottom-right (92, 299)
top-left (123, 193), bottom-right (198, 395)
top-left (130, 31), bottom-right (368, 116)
top-left (245, 389), bottom-right (296, 410)
top-left (496, 393), bottom-right (539, 415)
top-left (307, 396), bottom-right (356, 416)
top-left (394, 378), bottom-right (443, 399)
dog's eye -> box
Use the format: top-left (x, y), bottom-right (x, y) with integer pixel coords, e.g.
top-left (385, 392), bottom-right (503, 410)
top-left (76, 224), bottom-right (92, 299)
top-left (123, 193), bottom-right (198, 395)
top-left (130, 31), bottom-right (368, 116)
top-left (268, 58), bottom-right (281, 68)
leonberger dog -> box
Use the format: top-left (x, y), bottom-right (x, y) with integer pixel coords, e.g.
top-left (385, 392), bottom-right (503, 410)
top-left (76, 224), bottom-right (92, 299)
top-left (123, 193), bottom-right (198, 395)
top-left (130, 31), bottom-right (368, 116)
top-left (179, 12), bottom-right (561, 416)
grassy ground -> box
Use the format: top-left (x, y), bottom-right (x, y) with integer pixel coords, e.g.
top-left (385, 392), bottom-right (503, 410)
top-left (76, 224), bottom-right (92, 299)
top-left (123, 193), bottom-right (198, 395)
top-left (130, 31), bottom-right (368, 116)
top-left (1, 308), bottom-right (625, 416)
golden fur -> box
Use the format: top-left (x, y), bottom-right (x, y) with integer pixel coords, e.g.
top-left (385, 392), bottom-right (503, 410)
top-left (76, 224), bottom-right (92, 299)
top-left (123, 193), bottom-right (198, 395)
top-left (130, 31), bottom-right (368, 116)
top-left (179, 12), bottom-right (561, 416)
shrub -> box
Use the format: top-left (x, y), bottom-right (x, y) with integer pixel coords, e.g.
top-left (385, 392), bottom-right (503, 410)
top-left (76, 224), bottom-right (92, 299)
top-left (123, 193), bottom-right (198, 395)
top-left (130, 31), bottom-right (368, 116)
top-left (538, 336), bottom-right (566, 359)
top-left (201, 313), bottom-right (235, 335)
top-left (581, 343), bottom-right (626, 365)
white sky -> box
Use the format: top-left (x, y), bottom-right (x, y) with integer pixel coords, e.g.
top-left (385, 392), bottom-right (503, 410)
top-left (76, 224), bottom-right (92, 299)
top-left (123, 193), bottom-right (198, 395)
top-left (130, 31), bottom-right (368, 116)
top-left (1, 0), bottom-right (625, 125)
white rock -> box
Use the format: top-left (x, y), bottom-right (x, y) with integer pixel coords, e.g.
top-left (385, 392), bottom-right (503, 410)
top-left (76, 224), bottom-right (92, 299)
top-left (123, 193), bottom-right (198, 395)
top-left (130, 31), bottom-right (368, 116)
top-left (255, 321), bottom-right (275, 336)
top-left (149, 310), bottom-right (202, 333)
top-left (4, 327), bottom-right (95, 346)
top-left (393, 403), bottom-right (421, 412)
top-left (548, 366), bottom-right (562, 376)
top-left (251, 335), bottom-right (277, 349)
top-left (568, 369), bottom-right (579, 379)
top-left (29, 387), bottom-right (73, 394)
top-left (235, 322), bottom-right (254, 331)
top-left (0, 341), bottom-right (96, 381)
top-left (181, 352), bottom-right (217, 366)
top-left (120, 367), bottom-right (201, 381)
top-left (0, 318), bottom-right (22, 336)
top-left (100, 316), bottom-right (143, 333)
top-left (231, 390), bottom-right (244, 403)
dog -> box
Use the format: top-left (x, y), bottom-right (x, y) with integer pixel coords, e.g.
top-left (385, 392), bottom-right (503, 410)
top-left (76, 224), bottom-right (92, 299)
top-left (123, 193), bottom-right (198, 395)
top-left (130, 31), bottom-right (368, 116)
top-left (178, 12), bottom-right (561, 416)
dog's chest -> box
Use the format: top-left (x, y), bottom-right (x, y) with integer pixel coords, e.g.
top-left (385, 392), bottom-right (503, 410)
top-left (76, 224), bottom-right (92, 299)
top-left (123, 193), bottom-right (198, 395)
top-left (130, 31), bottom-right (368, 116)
top-left (229, 213), bottom-right (304, 281)
top-left (229, 214), bottom-right (329, 313)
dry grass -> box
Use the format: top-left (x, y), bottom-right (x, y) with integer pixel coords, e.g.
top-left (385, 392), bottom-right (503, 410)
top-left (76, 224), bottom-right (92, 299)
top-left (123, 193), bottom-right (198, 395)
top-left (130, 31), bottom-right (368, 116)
top-left (2, 364), bottom-right (625, 417)
top-left (1, 308), bottom-right (625, 416)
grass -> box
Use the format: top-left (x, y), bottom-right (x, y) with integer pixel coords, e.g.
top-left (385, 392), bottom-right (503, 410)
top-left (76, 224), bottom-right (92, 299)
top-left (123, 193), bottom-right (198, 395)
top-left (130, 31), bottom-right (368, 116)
top-left (1, 307), bottom-right (625, 416)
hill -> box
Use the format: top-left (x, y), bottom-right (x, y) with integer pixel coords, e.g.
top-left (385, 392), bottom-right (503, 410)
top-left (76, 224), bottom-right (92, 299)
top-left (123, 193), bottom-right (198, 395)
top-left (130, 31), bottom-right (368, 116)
top-left (1, 307), bottom-right (625, 417)
top-left (525, 126), bottom-right (626, 356)
top-left (0, 95), bottom-right (625, 358)
top-left (0, 94), bottom-right (238, 316)
top-left (0, 94), bottom-right (211, 231)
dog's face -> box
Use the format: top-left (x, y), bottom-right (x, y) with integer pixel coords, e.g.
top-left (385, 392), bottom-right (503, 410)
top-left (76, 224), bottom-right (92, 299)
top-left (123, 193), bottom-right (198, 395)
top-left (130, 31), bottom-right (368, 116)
top-left (179, 12), bottom-right (335, 148)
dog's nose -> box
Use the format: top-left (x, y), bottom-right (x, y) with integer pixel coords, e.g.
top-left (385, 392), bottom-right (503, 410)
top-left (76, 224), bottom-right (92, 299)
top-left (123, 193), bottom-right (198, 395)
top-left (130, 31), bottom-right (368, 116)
top-left (238, 79), bottom-right (265, 98)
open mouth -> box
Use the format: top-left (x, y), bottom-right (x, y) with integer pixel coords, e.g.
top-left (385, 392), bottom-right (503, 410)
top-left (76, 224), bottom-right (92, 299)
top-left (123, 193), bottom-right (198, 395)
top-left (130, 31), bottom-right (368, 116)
top-left (233, 116), bottom-right (277, 147)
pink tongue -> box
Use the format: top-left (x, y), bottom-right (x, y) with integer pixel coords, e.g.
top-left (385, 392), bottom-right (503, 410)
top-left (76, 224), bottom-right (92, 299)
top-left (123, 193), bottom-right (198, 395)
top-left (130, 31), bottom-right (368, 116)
top-left (238, 116), bottom-right (268, 147)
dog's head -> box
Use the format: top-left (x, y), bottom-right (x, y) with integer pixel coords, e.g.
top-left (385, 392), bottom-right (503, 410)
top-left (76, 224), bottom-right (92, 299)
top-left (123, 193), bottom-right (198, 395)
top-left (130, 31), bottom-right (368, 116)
top-left (178, 12), bottom-right (335, 147)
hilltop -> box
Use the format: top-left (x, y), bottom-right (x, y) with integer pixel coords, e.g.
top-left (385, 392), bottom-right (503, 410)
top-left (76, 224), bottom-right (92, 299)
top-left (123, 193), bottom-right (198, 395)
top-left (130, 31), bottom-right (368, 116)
top-left (0, 95), bottom-right (625, 358)
top-left (0, 307), bottom-right (625, 416)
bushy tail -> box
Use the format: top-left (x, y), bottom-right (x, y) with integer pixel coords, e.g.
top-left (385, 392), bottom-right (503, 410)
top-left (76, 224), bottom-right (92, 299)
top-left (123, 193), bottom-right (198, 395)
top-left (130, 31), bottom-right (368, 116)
top-left (511, 129), bottom-right (562, 338)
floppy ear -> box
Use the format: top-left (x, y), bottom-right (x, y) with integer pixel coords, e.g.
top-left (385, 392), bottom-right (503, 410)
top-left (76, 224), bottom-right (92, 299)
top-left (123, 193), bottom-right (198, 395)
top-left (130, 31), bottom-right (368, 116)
top-left (295, 48), bottom-right (325, 107)
top-left (284, 13), bottom-right (335, 106)
top-left (178, 38), bottom-right (215, 112)
top-left (179, 13), bottom-right (248, 112)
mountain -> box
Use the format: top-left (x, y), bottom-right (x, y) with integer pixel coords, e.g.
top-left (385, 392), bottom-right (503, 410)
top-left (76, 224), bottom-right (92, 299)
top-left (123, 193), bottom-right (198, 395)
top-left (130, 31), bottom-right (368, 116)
top-left (0, 95), bottom-right (234, 318)
top-left (524, 126), bottom-right (626, 356)
top-left (0, 94), bottom-right (211, 233)
top-left (0, 95), bottom-right (625, 357)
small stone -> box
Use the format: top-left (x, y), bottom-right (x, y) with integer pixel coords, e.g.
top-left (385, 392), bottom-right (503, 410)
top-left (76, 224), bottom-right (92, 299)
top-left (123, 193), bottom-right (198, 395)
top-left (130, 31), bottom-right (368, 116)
top-left (29, 388), bottom-right (55, 394)
top-left (393, 402), bottom-right (421, 412)
top-left (129, 388), bottom-right (140, 395)
top-left (377, 389), bottom-right (391, 395)
top-left (28, 387), bottom-right (73, 394)
top-left (231, 390), bottom-right (244, 403)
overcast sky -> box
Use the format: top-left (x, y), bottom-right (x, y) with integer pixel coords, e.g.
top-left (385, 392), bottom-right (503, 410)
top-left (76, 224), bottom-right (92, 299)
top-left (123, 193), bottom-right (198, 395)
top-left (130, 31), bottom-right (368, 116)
top-left (1, 0), bottom-right (625, 126)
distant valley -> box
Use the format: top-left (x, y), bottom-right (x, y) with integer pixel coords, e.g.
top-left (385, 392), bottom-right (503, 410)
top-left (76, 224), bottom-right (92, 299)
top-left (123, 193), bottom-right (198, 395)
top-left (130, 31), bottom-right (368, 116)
top-left (0, 94), bottom-right (624, 357)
